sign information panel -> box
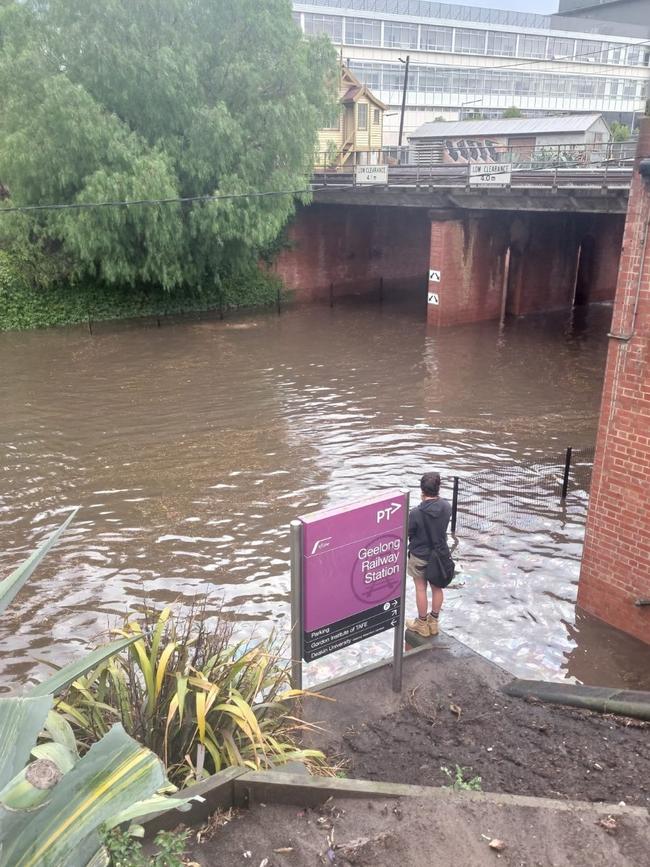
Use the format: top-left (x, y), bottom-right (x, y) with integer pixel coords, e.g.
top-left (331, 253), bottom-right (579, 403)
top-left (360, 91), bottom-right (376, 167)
top-left (354, 165), bottom-right (389, 186)
top-left (298, 490), bottom-right (408, 663)
top-left (469, 163), bottom-right (512, 187)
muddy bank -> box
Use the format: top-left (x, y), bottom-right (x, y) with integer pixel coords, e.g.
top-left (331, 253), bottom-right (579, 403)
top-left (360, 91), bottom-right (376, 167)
top-left (306, 639), bottom-right (650, 808)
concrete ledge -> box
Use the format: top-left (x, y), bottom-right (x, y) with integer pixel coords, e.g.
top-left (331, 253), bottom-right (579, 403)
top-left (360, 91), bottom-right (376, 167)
top-left (144, 767), bottom-right (648, 837)
top-left (505, 679), bottom-right (650, 720)
top-left (235, 770), bottom-right (648, 817)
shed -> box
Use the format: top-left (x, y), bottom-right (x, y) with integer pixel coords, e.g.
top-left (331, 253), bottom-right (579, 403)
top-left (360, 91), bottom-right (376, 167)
top-left (408, 114), bottom-right (611, 166)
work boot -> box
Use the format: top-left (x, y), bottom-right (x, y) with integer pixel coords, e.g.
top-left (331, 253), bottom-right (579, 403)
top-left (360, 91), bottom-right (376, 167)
top-left (427, 614), bottom-right (439, 636)
top-left (406, 617), bottom-right (430, 637)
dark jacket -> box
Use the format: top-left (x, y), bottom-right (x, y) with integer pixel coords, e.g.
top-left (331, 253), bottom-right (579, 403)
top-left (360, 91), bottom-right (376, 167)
top-left (408, 497), bottom-right (452, 562)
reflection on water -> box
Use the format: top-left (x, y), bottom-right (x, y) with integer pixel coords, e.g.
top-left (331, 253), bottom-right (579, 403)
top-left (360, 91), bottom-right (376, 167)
top-left (1, 298), bottom-right (648, 692)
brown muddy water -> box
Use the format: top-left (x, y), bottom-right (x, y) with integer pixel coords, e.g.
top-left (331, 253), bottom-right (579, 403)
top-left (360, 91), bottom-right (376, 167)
top-left (1, 298), bottom-right (649, 692)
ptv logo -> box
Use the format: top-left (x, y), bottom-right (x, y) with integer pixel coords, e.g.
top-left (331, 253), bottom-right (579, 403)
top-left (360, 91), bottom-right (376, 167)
top-left (311, 537), bottom-right (332, 555)
top-left (376, 502), bottom-right (402, 525)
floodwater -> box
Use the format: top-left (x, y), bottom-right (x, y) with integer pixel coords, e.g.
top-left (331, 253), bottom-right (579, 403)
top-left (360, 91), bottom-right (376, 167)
top-left (1, 298), bottom-right (649, 692)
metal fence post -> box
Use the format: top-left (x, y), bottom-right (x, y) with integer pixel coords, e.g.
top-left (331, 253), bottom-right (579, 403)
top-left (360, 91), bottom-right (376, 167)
top-left (392, 489), bottom-right (410, 693)
top-left (451, 476), bottom-right (459, 534)
top-left (290, 520), bottom-right (303, 691)
top-left (561, 447), bottom-right (573, 502)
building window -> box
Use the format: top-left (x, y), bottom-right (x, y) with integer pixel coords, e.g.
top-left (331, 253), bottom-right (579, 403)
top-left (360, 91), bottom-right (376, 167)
top-left (303, 13), bottom-right (342, 43)
top-left (373, 108), bottom-right (381, 125)
top-left (420, 25), bottom-right (453, 52)
top-left (382, 65), bottom-right (406, 89)
top-left (605, 43), bottom-right (624, 65)
top-left (623, 79), bottom-right (637, 98)
top-left (454, 28), bottom-right (486, 55)
top-left (519, 34), bottom-right (546, 59)
top-left (547, 37), bottom-right (574, 60)
top-left (345, 17), bottom-right (381, 47)
top-left (384, 22), bottom-right (418, 49)
top-left (324, 107), bottom-right (341, 131)
top-left (628, 45), bottom-right (650, 67)
top-left (574, 39), bottom-right (602, 62)
top-left (577, 78), bottom-right (595, 98)
top-left (486, 31), bottom-right (516, 57)
top-left (358, 103), bottom-right (368, 130)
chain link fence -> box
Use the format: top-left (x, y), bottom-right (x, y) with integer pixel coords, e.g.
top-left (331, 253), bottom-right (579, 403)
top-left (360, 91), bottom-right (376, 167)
top-left (451, 446), bottom-right (596, 535)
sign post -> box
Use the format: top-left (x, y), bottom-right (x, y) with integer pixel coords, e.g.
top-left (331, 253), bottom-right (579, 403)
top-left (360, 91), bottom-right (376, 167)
top-left (290, 519), bottom-right (304, 691)
top-left (290, 489), bottom-right (409, 693)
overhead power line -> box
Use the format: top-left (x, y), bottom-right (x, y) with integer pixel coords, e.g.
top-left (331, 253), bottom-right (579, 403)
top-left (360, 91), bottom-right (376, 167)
top-left (351, 38), bottom-right (650, 76)
top-left (0, 185), bottom-right (333, 215)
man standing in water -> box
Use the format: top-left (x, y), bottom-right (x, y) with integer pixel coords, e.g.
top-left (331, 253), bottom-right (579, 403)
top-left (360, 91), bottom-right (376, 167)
top-left (406, 472), bottom-right (454, 637)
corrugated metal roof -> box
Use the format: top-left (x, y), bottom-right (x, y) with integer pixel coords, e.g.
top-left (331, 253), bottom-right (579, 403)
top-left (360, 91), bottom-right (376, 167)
top-left (409, 114), bottom-right (605, 140)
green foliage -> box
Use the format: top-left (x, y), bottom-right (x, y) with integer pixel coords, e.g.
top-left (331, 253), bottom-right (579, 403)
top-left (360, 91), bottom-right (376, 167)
top-left (610, 121), bottom-right (631, 142)
top-left (0, 250), bottom-right (282, 331)
top-left (0, 0), bottom-right (337, 298)
top-left (0, 514), bottom-right (191, 867)
top-left (103, 828), bottom-right (188, 867)
top-left (441, 765), bottom-right (482, 792)
top-left (63, 605), bottom-right (328, 787)
top-left (502, 106), bottom-right (523, 118)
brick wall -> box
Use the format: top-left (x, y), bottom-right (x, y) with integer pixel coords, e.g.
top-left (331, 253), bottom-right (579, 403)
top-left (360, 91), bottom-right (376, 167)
top-left (578, 118), bottom-right (650, 645)
top-left (506, 213), bottom-right (623, 316)
top-left (275, 203), bottom-right (623, 323)
top-left (273, 204), bottom-right (431, 302)
top-left (427, 214), bottom-right (509, 326)
top-left (426, 211), bottom-right (623, 326)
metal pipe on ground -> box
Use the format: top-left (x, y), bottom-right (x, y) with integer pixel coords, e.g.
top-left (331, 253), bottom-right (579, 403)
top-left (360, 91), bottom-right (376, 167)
top-left (504, 679), bottom-right (650, 721)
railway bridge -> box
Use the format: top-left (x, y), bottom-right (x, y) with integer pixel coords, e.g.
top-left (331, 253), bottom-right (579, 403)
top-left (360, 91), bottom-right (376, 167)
top-left (274, 163), bottom-right (632, 325)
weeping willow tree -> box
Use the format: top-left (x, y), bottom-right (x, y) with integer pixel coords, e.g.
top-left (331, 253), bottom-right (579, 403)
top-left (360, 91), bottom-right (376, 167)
top-left (0, 0), bottom-right (336, 296)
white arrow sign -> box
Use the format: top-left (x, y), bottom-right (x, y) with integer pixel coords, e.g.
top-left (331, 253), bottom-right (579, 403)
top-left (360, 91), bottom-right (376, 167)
top-left (428, 293), bottom-right (440, 306)
top-left (429, 269), bottom-right (441, 283)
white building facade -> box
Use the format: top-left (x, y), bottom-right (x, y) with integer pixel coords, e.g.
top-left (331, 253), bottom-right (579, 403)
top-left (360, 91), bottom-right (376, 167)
top-left (292, 0), bottom-right (650, 146)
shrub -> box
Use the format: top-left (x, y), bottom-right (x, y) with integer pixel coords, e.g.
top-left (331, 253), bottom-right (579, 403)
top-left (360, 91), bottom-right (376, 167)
top-left (62, 604), bottom-right (327, 787)
top-left (0, 250), bottom-right (284, 331)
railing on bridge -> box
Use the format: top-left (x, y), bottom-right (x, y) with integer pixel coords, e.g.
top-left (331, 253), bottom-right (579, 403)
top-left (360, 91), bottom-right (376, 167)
top-left (314, 140), bottom-right (637, 173)
top-left (312, 141), bottom-right (634, 192)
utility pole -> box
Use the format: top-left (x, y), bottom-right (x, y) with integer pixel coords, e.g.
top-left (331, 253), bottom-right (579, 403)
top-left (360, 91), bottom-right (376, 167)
top-left (398, 55), bottom-right (410, 148)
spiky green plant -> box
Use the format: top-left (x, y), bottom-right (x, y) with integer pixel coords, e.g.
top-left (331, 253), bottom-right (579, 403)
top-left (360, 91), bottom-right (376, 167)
top-left (63, 604), bottom-right (327, 786)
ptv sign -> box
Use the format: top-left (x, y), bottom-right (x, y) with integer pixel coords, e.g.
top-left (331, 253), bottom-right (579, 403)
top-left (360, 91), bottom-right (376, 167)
top-left (297, 490), bottom-right (408, 663)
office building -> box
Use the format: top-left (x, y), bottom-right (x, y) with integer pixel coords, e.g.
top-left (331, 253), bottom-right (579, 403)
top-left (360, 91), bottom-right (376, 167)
top-left (292, 1), bottom-right (650, 145)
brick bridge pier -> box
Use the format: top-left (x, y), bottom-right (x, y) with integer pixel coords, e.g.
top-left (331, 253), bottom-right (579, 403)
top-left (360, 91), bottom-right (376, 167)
top-left (273, 179), bottom-right (627, 324)
top-left (579, 119), bottom-right (650, 645)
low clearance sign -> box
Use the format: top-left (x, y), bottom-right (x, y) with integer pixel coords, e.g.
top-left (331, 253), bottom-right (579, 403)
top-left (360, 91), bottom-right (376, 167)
top-left (299, 490), bottom-right (407, 662)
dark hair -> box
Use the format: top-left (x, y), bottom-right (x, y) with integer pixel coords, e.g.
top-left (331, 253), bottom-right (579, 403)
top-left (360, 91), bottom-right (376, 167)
top-left (420, 472), bottom-right (441, 497)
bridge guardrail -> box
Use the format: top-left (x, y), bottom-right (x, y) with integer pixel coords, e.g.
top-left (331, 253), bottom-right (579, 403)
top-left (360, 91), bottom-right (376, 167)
top-left (311, 162), bottom-right (633, 192)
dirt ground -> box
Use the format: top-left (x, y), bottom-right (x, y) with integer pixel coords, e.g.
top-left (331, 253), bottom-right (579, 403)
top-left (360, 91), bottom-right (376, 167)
top-left (177, 638), bottom-right (650, 866)
top-left (302, 639), bottom-right (650, 808)
top-left (338, 669), bottom-right (650, 807)
top-left (183, 794), bottom-right (649, 866)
